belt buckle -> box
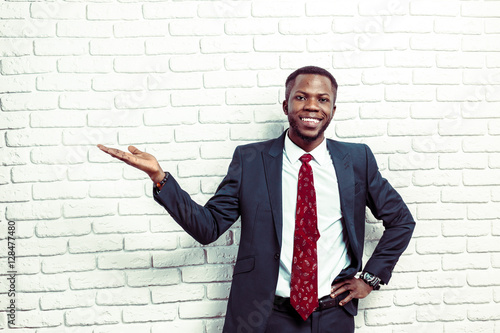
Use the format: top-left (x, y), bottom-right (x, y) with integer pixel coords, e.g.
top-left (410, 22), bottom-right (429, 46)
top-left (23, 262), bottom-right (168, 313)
top-left (318, 296), bottom-right (338, 311)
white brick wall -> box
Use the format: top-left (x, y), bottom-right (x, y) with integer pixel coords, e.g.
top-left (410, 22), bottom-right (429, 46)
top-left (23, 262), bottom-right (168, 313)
top-left (1, 0), bottom-right (499, 332)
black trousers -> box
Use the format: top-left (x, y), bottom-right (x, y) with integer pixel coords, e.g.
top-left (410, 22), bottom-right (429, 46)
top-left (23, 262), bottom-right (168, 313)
top-left (265, 293), bottom-right (355, 333)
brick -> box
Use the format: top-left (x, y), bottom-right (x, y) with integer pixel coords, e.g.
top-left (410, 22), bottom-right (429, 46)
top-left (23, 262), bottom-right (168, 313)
top-left (486, 19), bottom-right (500, 34)
top-left (17, 273), bottom-right (68, 293)
top-left (389, 153), bottom-right (437, 171)
top-left (198, 1), bottom-right (250, 18)
top-left (462, 2), bottom-right (500, 18)
top-left (6, 129), bottom-right (60, 147)
top-left (359, 0), bottom-right (409, 15)
top-left (463, 35), bottom-right (500, 52)
top-left (114, 56), bottom-right (170, 74)
top-left (206, 247), bottom-right (238, 264)
top-left (182, 265), bottom-right (232, 283)
top-left (437, 52), bottom-right (485, 69)
top-left (468, 270), bottom-right (500, 286)
top-left (444, 321), bottom-right (495, 333)
top-left (0, 2), bottom-right (28, 19)
top-left (410, 1), bottom-right (459, 16)
top-left (443, 253), bottom-right (491, 271)
top-left (127, 268), bottom-right (180, 287)
top-left (63, 200), bottom-right (115, 218)
top-left (0, 148), bottom-right (29, 166)
top-left (117, 127), bottom-right (173, 145)
top-left (437, 86), bottom-right (484, 102)
top-left (169, 19), bottom-right (223, 36)
top-left (151, 321), bottom-right (205, 333)
top-left (489, 120), bottom-right (500, 135)
top-left (42, 254), bottom-right (95, 273)
top-left (152, 284), bottom-right (204, 303)
top-left (7, 201), bottom-right (61, 221)
top-left (143, 2), bottom-right (196, 19)
top-left (200, 36), bottom-right (253, 54)
top-left (97, 252), bottom-right (150, 269)
top-left (464, 170), bottom-right (500, 186)
top-left (34, 38), bottom-right (88, 56)
top-left (225, 53), bottom-right (278, 70)
top-left (468, 236), bottom-right (500, 253)
top-left (434, 18), bottom-right (483, 34)
top-left (257, 70), bottom-right (287, 88)
top-left (308, 35), bottom-right (358, 52)
top-left (416, 237), bottom-right (465, 255)
top-left (386, 51), bottom-right (434, 68)
top-left (0, 75), bottom-right (33, 93)
top-left (306, 1), bottom-right (356, 16)
top-left (40, 290), bottom-right (95, 310)
top-left (365, 307), bottom-right (415, 325)
top-left (417, 304), bottom-right (466, 322)
top-left (416, 204), bottom-right (465, 220)
top-left (37, 73), bottom-right (90, 91)
top-left (362, 68), bottom-right (410, 85)
top-left (252, 1), bottom-right (302, 17)
top-left (278, 18), bottom-right (332, 35)
top-left (359, 34), bottom-right (408, 52)
top-left (113, 21), bottom-right (167, 38)
top-left (57, 21), bottom-right (111, 38)
top-left (69, 234), bottom-right (123, 254)
top-left (255, 36), bottom-right (306, 52)
top-left (418, 271), bottom-right (465, 288)
top-left (36, 218), bottom-right (91, 237)
top-left (385, 86), bottom-right (435, 102)
top-left (118, 198), bottom-right (167, 215)
top-left (30, 110), bottom-right (85, 129)
top-left (59, 92), bottom-right (113, 110)
top-left (180, 231), bottom-right (233, 248)
top-left (412, 137), bottom-right (460, 153)
top-left (280, 54), bottom-right (332, 71)
top-left (153, 249), bottom-right (205, 268)
top-left (463, 137), bottom-right (500, 153)
top-left (146, 37), bottom-right (200, 55)
top-left (58, 56), bottom-right (113, 73)
top-left (396, 187), bottom-right (439, 204)
top-left (388, 120), bottom-right (437, 136)
top-left (413, 69), bottom-right (461, 85)
top-left (226, 87), bottom-right (277, 105)
top-left (207, 282), bottom-right (231, 300)
top-left (469, 204), bottom-right (500, 220)
top-left (468, 304), bottom-right (500, 321)
top-left (124, 233), bottom-right (177, 251)
top-left (439, 153), bottom-right (487, 169)
top-left (224, 18), bottom-right (276, 35)
top-left (441, 188), bottom-right (490, 203)
top-left (442, 220), bottom-right (490, 237)
top-left (89, 180), bottom-right (143, 199)
top-left (92, 216), bottom-right (149, 234)
top-left (438, 119), bottom-right (487, 136)
top-left (123, 304), bottom-right (177, 323)
top-left (87, 3), bottom-right (141, 20)
top-left (15, 310), bottom-right (63, 328)
top-left (393, 254), bottom-right (440, 273)
top-left (0, 39), bottom-right (31, 57)
top-left (394, 289), bottom-right (442, 306)
top-left (175, 124), bottom-right (227, 142)
top-left (169, 55), bottom-right (223, 72)
top-left (149, 72), bottom-right (202, 90)
top-left (96, 288), bottom-right (149, 306)
top-left (90, 39), bottom-right (144, 56)
top-left (1, 56), bottom-right (54, 75)
top-left (179, 300), bottom-right (227, 319)
top-left (0, 183), bottom-right (30, 202)
top-left (411, 35), bottom-right (460, 51)
top-left (199, 106), bottom-right (253, 124)
top-left (491, 155), bottom-right (500, 169)
top-left (65, 308), bottom-right (120, 326)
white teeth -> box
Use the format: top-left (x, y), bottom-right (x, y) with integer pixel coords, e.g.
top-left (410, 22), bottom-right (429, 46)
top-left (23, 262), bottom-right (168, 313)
top-left (301, 117), bottom-right (320, 123)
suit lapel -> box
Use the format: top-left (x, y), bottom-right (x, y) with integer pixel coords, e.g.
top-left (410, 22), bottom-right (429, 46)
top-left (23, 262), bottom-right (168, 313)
top-left (263, 132), bottom-right (286, 247)
top-left (326, 140), bottom-right (360, 257)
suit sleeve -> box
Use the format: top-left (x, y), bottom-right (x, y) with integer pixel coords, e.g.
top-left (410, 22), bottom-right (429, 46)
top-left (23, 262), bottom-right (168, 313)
top-left (153, 147), bottom-right (242, 245)
top-left (362, 145), bottom-right (415, 284)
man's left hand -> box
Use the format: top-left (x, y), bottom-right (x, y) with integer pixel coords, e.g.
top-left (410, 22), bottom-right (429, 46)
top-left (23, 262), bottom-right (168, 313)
top-left (330, 277), bottom-right (373, 306)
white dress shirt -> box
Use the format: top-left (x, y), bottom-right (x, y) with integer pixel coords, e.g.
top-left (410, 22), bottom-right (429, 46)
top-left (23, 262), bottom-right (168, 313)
top-left (275, 133), bottom-right (351, 298)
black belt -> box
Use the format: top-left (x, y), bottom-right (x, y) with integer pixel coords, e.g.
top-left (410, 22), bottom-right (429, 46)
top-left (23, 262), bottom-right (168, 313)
top-left (273, 291), bottom-right (349, 313)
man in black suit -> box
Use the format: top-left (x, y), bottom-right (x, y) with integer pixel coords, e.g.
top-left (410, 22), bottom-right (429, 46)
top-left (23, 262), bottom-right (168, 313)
top-left (98, 66), bottom-right (415, 333)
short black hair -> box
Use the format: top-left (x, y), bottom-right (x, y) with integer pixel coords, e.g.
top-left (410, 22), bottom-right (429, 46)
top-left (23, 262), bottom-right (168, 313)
top-left (285, 66), bottom-right (338, 102)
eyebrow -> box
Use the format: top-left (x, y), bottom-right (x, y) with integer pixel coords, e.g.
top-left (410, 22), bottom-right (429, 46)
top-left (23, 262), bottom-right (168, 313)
top-left (295, 90), bottom-right (332, 97)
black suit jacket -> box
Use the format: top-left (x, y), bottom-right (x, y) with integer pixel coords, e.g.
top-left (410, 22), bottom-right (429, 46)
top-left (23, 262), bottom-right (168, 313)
top-left (154, 132), bottom-right (415, 333)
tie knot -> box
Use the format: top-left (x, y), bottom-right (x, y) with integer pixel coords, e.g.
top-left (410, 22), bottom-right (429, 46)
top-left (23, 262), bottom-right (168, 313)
top-left (300, 154), bottom-right (313, 164)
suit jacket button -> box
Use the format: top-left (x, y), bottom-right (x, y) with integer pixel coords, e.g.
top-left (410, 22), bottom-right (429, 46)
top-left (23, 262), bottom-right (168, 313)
top-left (274, 253), bottom-right (280, 260)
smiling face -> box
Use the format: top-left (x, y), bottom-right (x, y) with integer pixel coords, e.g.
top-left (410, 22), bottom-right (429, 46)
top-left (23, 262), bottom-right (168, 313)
top-left (283, 74), bottom-right (337, 152)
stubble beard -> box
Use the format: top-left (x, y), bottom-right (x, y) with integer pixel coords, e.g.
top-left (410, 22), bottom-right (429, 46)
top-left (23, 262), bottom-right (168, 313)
top-left (288, 116), bottom-right (332, 143)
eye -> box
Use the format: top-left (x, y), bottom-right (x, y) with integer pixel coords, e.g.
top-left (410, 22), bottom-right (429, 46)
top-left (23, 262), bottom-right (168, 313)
top-left (296, 95), bottom-right (306, 101)
top-left (319, 98), bottom-right (329, 103)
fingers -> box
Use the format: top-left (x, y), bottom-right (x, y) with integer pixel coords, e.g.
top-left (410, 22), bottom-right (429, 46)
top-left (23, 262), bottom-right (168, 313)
top-left (128, 145), bottom-right (142, 155)
top-left (97, 144), bottom-right (133, 163)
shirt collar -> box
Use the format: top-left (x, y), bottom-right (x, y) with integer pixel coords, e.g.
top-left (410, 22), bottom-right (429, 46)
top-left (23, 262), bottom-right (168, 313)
top-left (283, 131), bottom-right (329, 166)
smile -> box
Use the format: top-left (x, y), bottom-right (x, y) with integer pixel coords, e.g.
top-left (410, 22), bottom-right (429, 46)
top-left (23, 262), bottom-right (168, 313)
top-left (300, 117), bottom-right (321, 124)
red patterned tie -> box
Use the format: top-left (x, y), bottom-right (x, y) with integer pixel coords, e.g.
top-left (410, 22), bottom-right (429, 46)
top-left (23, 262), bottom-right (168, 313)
top-left (290, 154), bottom-right (320, 320)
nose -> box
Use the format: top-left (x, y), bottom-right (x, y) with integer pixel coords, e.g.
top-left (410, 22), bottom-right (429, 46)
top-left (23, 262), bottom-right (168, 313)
top-left (304, 98), bottom-right (320, 111)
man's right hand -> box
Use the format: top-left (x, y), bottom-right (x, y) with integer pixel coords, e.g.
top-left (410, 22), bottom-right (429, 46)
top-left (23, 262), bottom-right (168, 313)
top-left (97, 144), bottom-right (165, 184)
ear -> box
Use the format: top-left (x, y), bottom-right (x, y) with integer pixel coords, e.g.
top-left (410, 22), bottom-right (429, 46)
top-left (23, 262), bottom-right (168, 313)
top-left (331, 105), bottom-right (336, 119)
top-left (282, 100), bottom-right (288, 115)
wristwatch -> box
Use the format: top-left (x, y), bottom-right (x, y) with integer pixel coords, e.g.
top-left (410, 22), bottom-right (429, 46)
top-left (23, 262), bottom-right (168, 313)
top-left (360, 271), bottom-right (381, 290)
